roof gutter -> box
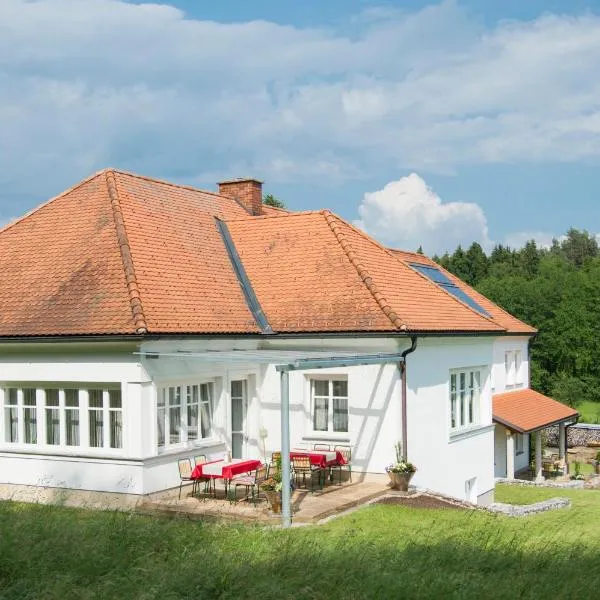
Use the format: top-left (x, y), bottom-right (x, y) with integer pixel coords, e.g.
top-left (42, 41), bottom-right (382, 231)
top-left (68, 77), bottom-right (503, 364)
top-left (400, 336), bottom-right (418, 461)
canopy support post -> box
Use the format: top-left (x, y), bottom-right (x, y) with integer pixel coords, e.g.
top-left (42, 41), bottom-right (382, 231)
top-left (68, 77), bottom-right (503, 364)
top-left (280, 369), bottom-right (292, 528)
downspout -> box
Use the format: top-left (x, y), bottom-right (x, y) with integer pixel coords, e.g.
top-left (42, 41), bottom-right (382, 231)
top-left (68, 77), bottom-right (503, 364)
top-left (400, 336), bottom-right (418, 461)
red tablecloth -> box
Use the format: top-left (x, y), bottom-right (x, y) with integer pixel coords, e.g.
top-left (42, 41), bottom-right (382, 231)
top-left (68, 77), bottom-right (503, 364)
top-left (191, 459), bottom-right (262, 480)
top-left (290, 450), bottom-right (346, 468)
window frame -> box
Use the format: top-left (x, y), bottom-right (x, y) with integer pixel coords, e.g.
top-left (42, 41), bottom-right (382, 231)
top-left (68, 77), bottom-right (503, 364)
top-left (308, 376), bottom-right (349, 436)
top-left (157, 380), bottom-right (216, 452)
top-left (0, 383), bottom-right (123, 454)
top-left (449, 367), bottom-right (483, 434)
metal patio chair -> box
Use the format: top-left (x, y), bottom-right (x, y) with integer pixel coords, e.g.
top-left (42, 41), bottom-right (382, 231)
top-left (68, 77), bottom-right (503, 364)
top-left (333, 445), bottom-right (353, 484)
top-left (291, 455), bottom-right (324, 492)
top-left (232, 464), bottom-right (267, 505)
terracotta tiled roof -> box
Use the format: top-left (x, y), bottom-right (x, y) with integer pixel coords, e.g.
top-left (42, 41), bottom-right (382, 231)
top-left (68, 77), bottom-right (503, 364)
top-left (227, 211), bottom-right (505, 333)
top-left (493, 388), bottom-right (579, 433)
top-left (389, 249), bottom-right (537, 334)
top-left (0, 168), bottom-right (538, 336)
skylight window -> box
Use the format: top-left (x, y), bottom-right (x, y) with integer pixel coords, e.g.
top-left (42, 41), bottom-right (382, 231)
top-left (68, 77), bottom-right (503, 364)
top-left (408, 263), bottom-right (491, 317)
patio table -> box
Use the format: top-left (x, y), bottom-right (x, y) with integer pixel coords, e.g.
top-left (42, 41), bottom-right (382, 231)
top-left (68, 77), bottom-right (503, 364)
top-left (290, 449), bottom-right (346, 468)
top-left (191, 458), bottom-right (262, 499)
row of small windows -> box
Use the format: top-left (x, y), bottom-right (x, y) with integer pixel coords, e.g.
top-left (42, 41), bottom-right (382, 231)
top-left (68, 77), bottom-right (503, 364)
top-left (2, 387), bottom-right (122, 449)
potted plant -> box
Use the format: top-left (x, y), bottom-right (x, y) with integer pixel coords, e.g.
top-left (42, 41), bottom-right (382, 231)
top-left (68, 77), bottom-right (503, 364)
top-left (385, 442), bottom-right (416, 491)
top-left (570, 461), bottom-right (586, 481)
top-left (261, 456), bottom-right (283, 513)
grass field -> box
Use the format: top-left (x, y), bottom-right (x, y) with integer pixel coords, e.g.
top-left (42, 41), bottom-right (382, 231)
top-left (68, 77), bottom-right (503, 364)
top-left (2, 485), bottom-right (600, 599)
top-left (575, 400), bottom-right (600, 424)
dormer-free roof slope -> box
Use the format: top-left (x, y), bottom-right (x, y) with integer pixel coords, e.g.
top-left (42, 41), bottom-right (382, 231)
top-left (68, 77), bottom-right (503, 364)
top-left (0, 169), bottom-right (536, 337)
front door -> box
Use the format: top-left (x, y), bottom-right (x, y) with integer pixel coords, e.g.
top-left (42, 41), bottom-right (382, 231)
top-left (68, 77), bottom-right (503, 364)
top-left (230, 380), bottom-right (247, 459)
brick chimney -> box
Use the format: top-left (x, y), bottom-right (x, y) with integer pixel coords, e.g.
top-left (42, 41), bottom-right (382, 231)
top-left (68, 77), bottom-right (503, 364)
top-left (218, 178), bottom-right (263, 216)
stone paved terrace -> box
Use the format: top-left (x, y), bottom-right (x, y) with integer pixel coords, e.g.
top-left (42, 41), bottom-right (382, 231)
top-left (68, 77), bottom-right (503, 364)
top-left (138, 475), bottom-right (392, 525)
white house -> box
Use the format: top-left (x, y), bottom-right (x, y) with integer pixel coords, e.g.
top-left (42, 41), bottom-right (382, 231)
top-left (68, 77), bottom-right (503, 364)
top-left (0, 170), bottom-right (576, 509)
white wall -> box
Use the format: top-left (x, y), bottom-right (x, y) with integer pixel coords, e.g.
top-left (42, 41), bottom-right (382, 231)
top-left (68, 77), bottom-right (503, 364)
top-left (0, 335), bottom-right (503, 502)
top-left (407, 337), bottom-right (495, 503)
top-left (493, 425), bottom-right (530, 478)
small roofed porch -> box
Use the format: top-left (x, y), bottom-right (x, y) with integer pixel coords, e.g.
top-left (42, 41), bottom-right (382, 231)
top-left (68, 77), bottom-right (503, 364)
top-left (493, 389), bottom-right (579, 481)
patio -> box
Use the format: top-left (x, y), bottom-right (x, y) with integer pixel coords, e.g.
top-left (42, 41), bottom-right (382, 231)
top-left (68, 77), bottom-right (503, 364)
top-left (138, 473), bottom-right (392, 525)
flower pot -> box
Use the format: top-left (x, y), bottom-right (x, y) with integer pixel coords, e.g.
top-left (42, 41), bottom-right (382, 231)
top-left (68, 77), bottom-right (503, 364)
top-left (387, 471), bottom-right (415, 491)
top-left (264, 490), bottom-right (282, 513)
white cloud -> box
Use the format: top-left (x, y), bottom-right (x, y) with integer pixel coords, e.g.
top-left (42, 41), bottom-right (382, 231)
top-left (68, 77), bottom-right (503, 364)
top-left (355, 175), bottom-right (598, 254)
top-left (354, 173), bottom-right (491, 255)
top-left (2, 0), bottom-right (600, 214)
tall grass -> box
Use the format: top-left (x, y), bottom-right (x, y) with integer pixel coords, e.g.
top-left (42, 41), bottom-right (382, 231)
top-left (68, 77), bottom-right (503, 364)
top-left (1, 485), bottom-right (600, 599)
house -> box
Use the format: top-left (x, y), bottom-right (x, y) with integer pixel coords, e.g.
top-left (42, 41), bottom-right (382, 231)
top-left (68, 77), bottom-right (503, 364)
top-left (0, 170), bottom-right (577, 509)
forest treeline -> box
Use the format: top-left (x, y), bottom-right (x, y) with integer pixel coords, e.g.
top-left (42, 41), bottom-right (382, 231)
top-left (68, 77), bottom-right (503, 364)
top-left (432, 229), bottom-right (600, 408)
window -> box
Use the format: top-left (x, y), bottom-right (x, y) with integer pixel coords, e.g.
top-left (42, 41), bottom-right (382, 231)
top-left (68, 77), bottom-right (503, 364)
top-left (310, 379), bottom-right (348, 433)
top-left (516, 433), bottom-right (524, 455)
top-left (65, 389), bottom-right (80, 446)
top-left (109, 390), bottom-right (123, 449)
top-left (449, 369), bottom-right (481, 432)
top-left (4, 389), bottom-right (18, 443)
top-left (23, 389), bottom-right (37, 444)
top-left (408, 263), bottom-right (490, 316)
top-left (158, 382), bottom-right (214, 450)
top-left (505, 350), bottom-right (523, 389)
top-left (1, 385), bottom-right (122, 451)
top-left (505, 351), bottom-right (515, 387)
top-left (45, 389), bottom-right (60, 445)
top-left (514, 350), bottom-right (523, 386)
top-left (88, 389), bottom-right (104, 448)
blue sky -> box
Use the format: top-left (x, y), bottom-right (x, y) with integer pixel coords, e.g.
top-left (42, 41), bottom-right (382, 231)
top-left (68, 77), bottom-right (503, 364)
top-left (1, 0), bottom-right (600, 254)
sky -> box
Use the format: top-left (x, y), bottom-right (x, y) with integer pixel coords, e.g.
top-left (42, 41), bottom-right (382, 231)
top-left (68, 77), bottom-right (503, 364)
top-left (1, 0), bottom-right (600, 255)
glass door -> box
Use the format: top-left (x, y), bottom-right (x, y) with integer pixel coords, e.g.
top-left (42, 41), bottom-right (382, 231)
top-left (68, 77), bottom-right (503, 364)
top-left (230, 380), bottom-right (247, 459)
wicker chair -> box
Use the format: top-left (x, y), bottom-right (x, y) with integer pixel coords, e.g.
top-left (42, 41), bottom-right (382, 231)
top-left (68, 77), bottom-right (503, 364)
top-left (333, 445), bottom-right (352, 484)
top-left (313, 443), bottom-right (331, 451)
top-left (194, 454), bottom-right (207, 466)
top-left (177, 458), bottom-right (195, 499)
top-left (232, 465), bottom-right (267, 504)
top-left (291, 455), bottom-right (324, 491)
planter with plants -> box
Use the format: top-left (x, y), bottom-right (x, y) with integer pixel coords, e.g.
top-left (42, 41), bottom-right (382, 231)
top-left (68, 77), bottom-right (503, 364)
top-left (591, 452), bottom-right (600, 475)
top-left (570, 461), bottom-right (586, 481)
top-left (385, 442), bottom-right (416, 491)
top-left (261, 456), bottom-right (283, 513)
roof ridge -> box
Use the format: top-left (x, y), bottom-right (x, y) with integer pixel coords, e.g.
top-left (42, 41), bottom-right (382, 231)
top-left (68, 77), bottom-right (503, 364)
top-left (322, 210), bottom-right (406, 331)
top-left (223, 210), bottom-right (321, 223)
top-left (0, 170), bottom-right (106, 236)
top-left (104, 170), bottom-right (148, 334)
top-left (109, 168), bottom-right (229, 200)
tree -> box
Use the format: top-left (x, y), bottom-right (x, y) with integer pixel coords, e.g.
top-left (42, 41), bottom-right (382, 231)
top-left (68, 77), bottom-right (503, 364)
top-left (448, 246), bottom-right (470, 282)
top-left (465, 242), bottom-right (488, 286)
top-left (519, 240), bottom-right (540, 278)
top-left (263, 194), bottom-right (286, 209)
top-left (416, 245), bottom-right (424, 255)
top-left (561, 228), bottom-right (599, 267)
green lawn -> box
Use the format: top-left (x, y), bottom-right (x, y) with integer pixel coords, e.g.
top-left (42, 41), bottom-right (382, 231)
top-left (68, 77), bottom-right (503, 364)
top-left (575, 400), bottom-right (600, 424)
top-left (2, 485), bottom-right (600, 599)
